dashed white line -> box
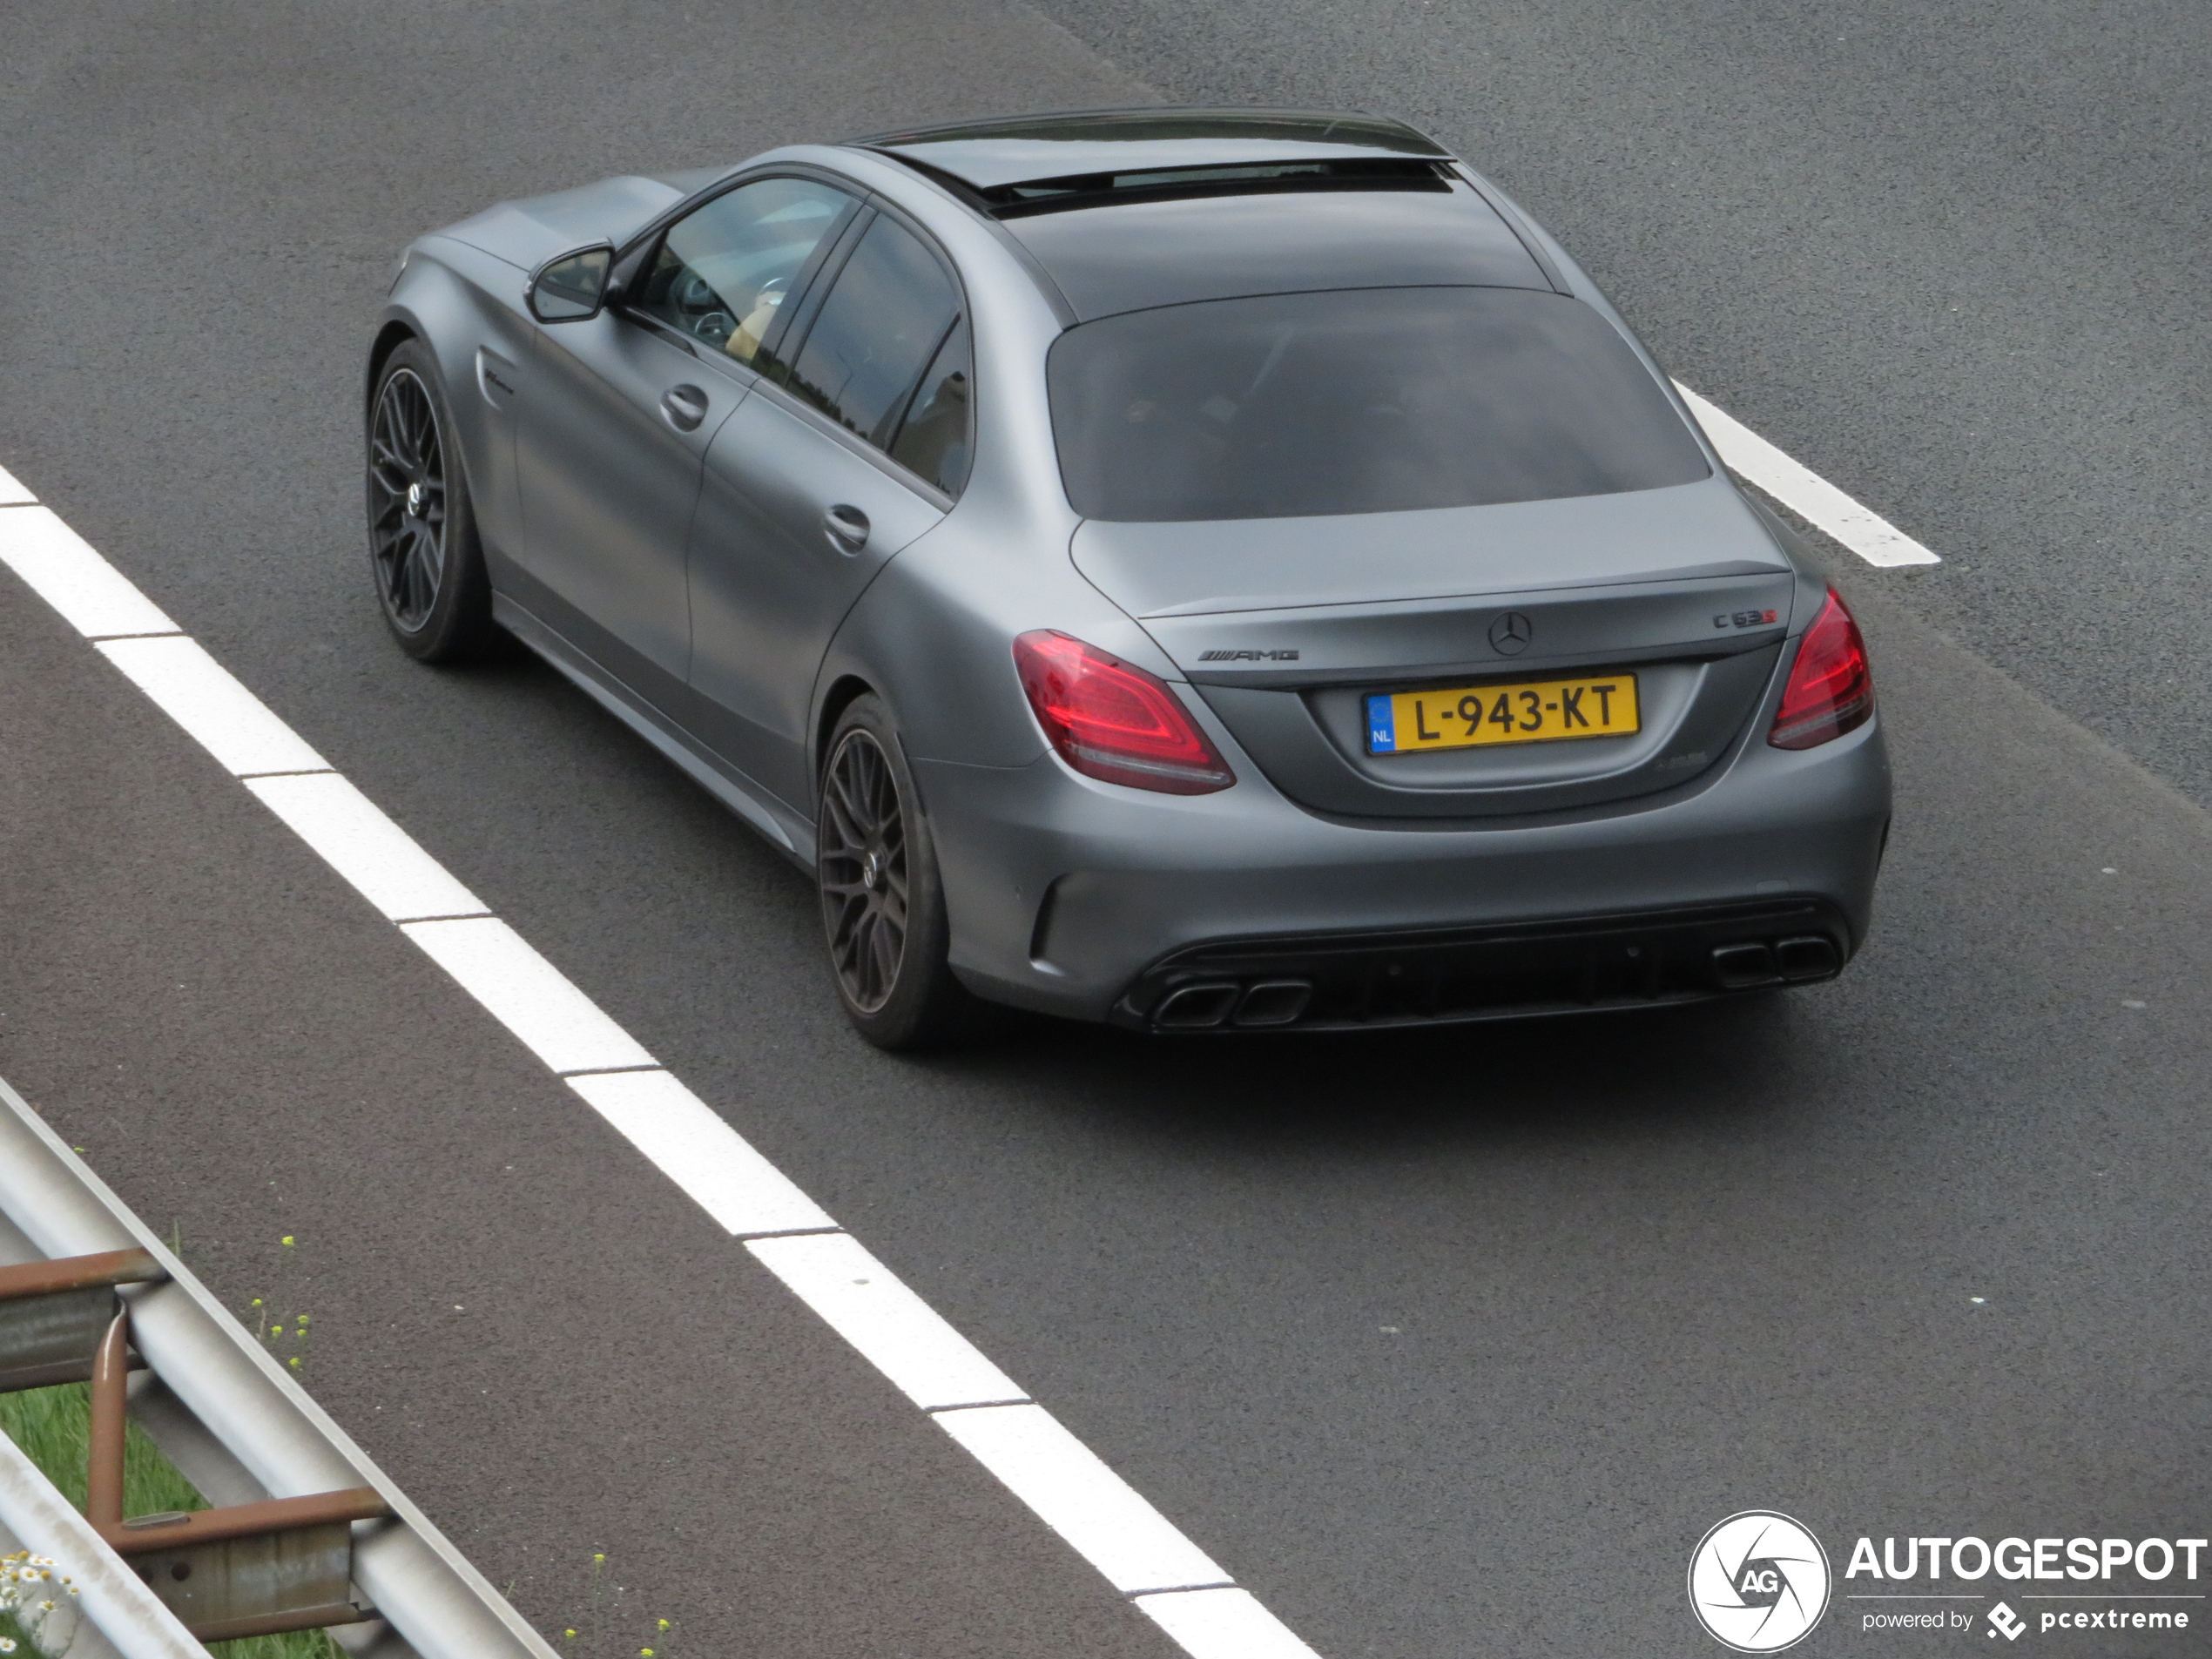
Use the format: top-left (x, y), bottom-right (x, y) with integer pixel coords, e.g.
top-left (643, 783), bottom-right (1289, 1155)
top-left (932, 1403), bottom-right (1234, 1594)
top-left (1678, 383), bottom-right (1943, 567)
top-left (397, 916), bottom-right (658, 1076)
top-left (245, 772), bottom-right (490, 921)
top-left (2, 506), bottom-right (179, 633)
top-left (566, 1069), bottom-right (836, 1236)
top-left (97, 635), bottom-right (331, 775)
top-left (749, 1232), bottom-right (1031, 1411)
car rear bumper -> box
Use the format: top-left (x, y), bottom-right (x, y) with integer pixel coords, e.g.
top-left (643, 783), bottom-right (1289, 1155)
top-left (917, 716), bottom-right (1891, 1026)
top-left (1108, 895), bottom-right (1851, 1032)
top-left (1106, 898), bottom-right (1849, 1026)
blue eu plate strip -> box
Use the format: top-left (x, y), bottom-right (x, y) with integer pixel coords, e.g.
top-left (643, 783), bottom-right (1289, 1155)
top-left (1366, 693), bottom-right (1397, 754)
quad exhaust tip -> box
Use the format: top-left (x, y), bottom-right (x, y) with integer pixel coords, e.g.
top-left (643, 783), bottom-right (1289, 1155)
top-left (1710, 934), bottom-right (1839, 989)
top-left (1152, 979), bottom-right (1314, 1029)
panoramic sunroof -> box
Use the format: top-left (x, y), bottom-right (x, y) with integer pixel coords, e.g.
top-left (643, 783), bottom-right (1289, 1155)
top-left (954, 157), bottom-right (1453, 219)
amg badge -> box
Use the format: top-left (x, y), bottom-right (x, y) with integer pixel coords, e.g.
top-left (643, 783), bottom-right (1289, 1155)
top-left (1198, 648), bottom-right (1300, 661)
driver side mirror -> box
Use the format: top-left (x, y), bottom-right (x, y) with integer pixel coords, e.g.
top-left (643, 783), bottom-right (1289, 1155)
top-left (526, 244), bottom-right (613, 323)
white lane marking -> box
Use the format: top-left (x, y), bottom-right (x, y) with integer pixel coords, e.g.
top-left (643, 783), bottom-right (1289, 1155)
top-left (932, 1403), bottom-right (1234, 1595)
top-left (1135, 1588), bottom-right (1325, 1659)
top-left (3, 466), bottom-right (1301, 1659)
top-left (0, 506), bottom-right (182, 635)
top-left (0, 463), bottom-right (38, 506)
top-left (246, 772), bottom-right (490, 921)
top-left (1677, 383), bottom-right (1942, 567)
top-left (399, 917), bottom-right (658, 1075)
top-left (567, 1070), bottom-right (836, 1237)
top-left (96, 636), bottom-right (331, 776)
top-left (748, 1232), bottom-right (1029, 1410)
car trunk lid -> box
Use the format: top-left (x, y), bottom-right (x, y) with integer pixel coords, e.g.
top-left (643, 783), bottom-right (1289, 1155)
top-left (1071, 477), bottom-right (1804, 819)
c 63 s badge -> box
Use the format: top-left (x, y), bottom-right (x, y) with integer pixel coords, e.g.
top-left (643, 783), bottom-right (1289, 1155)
top-left (1689, 1511), bottom-right (1831, 1652)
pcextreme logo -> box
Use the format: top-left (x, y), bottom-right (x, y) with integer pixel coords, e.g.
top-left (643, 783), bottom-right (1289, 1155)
top-left (1689, 1511), bottom-right (1833, 1652)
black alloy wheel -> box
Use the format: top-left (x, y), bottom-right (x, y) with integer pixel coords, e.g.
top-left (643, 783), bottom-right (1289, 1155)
top-left (819, 725), bottom-right (910, 1014)
top-left (369, 367), bottom-right (447, 631)
top-left (364, 341), bottom-right (494, 662)
top-left (815, 695), bottom-right (982, 1048)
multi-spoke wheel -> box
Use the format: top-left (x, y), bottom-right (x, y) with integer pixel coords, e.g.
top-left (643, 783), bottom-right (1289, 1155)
top-left (365, 341), bottom-right (493, 662)
top-left (820, 725), bottom-right (910, 1014)
top-left (368, 368), bottom-right (446, 630)
top-left (816, 695), bottom-right (981, 1048)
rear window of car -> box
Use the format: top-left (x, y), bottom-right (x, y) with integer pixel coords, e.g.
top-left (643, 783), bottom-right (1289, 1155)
top-left (1046, 287), bottom-right (1710, 522)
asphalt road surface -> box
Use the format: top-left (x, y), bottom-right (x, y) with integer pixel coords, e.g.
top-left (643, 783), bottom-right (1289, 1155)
top-left (3, 3), bottom-right (2209, 1657)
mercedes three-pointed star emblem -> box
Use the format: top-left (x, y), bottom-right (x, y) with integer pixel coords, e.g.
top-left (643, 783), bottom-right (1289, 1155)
top-left (1488, 611), bottom-right (1534, 655)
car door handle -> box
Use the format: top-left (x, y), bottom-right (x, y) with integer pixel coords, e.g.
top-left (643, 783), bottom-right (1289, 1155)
top-left (822, 503), bottom-right (870, 554)
top-left (659, 383), bottom-right (709, 431)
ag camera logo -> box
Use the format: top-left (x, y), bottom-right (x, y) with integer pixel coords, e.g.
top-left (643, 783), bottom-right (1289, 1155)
top-left (1689, 1511), bottom-right (1832, 1652)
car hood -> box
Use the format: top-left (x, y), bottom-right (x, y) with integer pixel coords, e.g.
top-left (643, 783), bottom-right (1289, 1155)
top-left (437, 172), bottom-right (707, 271)
top-left (1069, 475), bottom-right (1788, 622)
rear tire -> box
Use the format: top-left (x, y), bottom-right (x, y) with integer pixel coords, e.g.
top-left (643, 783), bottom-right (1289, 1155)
top-left (366, 340), bottom-right (495, 663)
top-left (816, 695), bottom-right (981, 1049)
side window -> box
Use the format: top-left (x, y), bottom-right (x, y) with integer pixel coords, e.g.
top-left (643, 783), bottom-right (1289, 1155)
top-left (786, 216), bottom-right (965, 475)
top-left (635, 178), bottom-right (855, 365)
top-left (888, 317), bottom-right (972, 496)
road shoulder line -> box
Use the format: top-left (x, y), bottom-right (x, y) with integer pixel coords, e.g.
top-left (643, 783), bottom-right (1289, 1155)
top-left (1677, 383), bottom-right (1942, 567)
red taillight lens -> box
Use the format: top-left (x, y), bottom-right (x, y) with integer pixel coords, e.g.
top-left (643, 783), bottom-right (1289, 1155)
top-left (1769, 589), bottom-right (1874, 750)
top-left (1014, 631), bottom-right (1236, 794)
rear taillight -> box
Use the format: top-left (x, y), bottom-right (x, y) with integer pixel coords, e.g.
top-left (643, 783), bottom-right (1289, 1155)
top-left (1014, 631), bottom-right (1235, 794)
top-left (1769, 588), bottom-right (1874, 750)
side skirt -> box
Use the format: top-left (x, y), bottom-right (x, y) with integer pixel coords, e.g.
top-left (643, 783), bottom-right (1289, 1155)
top-left (492, 593), bottom-right (816, 869)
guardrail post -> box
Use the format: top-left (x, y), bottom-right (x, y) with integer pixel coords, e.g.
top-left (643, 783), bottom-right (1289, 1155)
top-left (1, 1254), bottom-right (395, 1642)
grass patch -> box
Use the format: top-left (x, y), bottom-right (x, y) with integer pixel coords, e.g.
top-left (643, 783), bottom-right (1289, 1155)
top-left (0, 1385), bottom-right (344, 1659)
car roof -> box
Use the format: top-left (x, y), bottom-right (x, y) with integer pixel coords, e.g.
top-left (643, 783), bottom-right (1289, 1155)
top-left (854, 107), bottom-right (1451, 191)
top-left (850, 108), bottom-right (1553, 322)
top-left (1000, 186), bottom-right (1553, 321)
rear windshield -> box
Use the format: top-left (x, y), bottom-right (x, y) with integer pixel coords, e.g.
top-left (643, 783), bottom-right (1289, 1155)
top-left (1047, 287), bottom-right (1710, 522)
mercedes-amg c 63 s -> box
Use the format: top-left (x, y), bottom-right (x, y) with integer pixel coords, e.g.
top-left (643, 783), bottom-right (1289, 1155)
top-left (366, 108), bottom-right (1889, 1047)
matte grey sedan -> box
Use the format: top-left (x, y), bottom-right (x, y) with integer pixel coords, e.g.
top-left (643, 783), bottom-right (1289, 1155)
top-left (367, 107), bottom-right (1889, 1047)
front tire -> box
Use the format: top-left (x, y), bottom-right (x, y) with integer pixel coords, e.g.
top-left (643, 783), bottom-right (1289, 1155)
top-left (816, 696), bottom-right (980, 1049)
top-left (366, 340), bottom-right (495, 662)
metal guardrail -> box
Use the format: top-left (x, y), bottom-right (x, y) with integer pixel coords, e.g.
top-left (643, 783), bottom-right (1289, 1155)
top-left (0, 1071), bottom-right (560, 1659)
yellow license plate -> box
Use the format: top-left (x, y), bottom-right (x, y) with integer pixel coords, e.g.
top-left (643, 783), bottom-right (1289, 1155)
top-left (1366, 673), bottom-right (1640, 753)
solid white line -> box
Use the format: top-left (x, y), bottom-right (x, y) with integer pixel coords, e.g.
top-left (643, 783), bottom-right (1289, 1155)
top-left (245, 772), bottom-right (490, 921)
top-left (1135, 1588), bottom-right (1326, 1659)
top-left (0, 462), bottom-right (37, 506)
top-left (96, 636), bottom-right (331, 776)
top-left (398, 916), bottom-right (658, 1075)
top-left (747, 1232), bottom-right (1030, 1410)
top-left (1677, 383), bottom-right (1942, 567)
top-left (0, 506), bottom-right (181, 636)
top-left (566, 1070), bottom-right (837, 1237)
top-left (931, 1403), bottom-right (1234, 1594)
